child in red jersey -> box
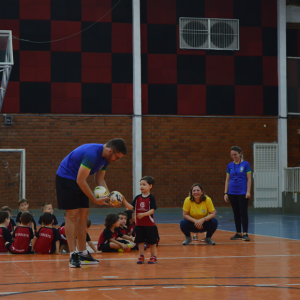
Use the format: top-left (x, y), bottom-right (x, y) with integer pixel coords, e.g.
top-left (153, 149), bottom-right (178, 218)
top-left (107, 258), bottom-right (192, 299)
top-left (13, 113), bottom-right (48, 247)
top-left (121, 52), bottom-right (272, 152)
top-left (16, 199), bottom-right (36, 233)
top-left (1, 206), bottom-right (16, 234)
top-left (59, 218), bottom-right (101, 254)
top-left (0, 212), bottom-right (12, 252)
top-left (124, 210), bottom-right (135, 236)
top-left (122, 176), bottom-right (159, 264)
top-left (38, 203), bottom-right (58, 228)
top-left (6, 212), bottom-right (34, 254)
top-left (97, 213), bottom-right (134, 252)
top-left (116, 212), bottom-right (135, 244)
top-left (32, 213), bottom-right (60, 254)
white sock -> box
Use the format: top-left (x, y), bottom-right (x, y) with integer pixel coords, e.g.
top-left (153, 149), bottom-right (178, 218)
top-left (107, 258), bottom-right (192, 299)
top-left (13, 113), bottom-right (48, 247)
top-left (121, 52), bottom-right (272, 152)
top-left (79, 250), bottom-right (88, 256)
top-left (70, 251), bottom-right (77, 258)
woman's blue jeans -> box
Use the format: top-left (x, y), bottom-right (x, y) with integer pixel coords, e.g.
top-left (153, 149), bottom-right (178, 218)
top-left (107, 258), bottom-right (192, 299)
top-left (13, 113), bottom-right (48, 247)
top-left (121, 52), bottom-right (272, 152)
top-left (180, 218), bottom-right (218, 238)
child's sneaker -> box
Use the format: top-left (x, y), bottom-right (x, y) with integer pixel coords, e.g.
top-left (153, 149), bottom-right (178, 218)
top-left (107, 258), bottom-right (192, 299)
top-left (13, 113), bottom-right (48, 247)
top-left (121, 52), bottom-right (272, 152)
top-left (192, 234), bottom-right (198, 241)
top-left (137, 255), bottom-right (145, 264)
top-left (148, 255), bottom-right (157, 264)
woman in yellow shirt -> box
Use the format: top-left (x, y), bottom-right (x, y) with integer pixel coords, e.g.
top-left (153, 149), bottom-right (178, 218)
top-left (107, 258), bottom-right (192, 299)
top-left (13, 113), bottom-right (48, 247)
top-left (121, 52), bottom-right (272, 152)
top-left (180, 183), bottom-right (218, 245)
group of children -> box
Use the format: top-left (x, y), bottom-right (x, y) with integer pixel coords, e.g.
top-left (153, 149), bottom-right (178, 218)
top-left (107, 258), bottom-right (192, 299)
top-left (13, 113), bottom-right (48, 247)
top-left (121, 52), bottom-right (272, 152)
top-left (0, 176), bottom-right (160, 264)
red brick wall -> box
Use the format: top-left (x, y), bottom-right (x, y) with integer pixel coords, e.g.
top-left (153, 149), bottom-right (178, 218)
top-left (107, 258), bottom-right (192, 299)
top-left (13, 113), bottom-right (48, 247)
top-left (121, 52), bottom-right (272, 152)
top-left (288, 116), bottom-right (300, 167)
top-left (0, 115), bottom-right (279, 209)
top-left (142, 117), bottom-right (278, 207)
top-left (0, 115), bottom-right (133, 209)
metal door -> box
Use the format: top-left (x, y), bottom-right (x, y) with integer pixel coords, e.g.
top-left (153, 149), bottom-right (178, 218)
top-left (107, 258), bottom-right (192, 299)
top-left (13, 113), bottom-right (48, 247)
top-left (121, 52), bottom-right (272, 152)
top-left (253, 143), bottom-right (279, 208)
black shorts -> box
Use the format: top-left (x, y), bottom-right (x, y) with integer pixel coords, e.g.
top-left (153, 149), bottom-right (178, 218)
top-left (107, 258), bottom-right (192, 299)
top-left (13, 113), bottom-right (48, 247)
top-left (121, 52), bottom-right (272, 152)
top-left (99, 243), bottom-right (118, 252)
top-left (6, 243), bottom-right (33, 254)
top-left (56, 175), bottom-right (89, 210)
top-left (134, 226), bottom-right (159, 245)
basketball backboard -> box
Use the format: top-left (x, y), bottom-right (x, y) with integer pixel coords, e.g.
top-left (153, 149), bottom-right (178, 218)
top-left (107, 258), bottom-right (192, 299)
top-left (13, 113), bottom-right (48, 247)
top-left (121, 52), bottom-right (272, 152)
top-left (0, 30), bottom-right (14, 112)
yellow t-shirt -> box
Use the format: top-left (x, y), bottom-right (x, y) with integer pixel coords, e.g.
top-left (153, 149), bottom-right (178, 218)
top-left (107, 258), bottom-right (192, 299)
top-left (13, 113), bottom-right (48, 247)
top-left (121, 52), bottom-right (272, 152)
top-left (183, 196), bottom-right (215, 219)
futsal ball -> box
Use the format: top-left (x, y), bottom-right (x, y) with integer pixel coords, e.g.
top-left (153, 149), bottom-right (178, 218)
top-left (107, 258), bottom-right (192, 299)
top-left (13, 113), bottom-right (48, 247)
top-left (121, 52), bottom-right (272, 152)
top-left (93, 186), bottom-right (108, 198)
top-left (109, 191), bottom-right (123, 206)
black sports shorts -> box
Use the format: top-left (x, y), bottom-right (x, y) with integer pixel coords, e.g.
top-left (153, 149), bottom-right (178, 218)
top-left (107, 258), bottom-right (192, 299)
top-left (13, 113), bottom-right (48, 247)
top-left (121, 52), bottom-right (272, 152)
top-left (134, 226), bottom-right (159, 245)
top-left (56, 175), bottom-right (89, 210)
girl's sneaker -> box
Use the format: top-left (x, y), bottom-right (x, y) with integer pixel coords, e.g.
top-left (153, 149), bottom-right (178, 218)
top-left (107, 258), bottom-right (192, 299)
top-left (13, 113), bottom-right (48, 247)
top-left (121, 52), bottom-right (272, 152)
top-left (230, 233), bottom-right (243, 240)
top-left (148, 255), bottom-right (157, 264)
top-left (137, 255), bottom-right (144, 264)
top-left (192, 234), bottom-right (198, 241)
top-left (242, 234), bottom-right (250, 241)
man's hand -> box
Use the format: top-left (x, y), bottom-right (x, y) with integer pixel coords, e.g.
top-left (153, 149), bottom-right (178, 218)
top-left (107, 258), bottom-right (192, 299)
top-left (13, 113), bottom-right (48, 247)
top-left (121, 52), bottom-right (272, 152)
top-left (137, 213), bottom-right (145, 219)
top-left (94, 196), bottom-right (110, 206)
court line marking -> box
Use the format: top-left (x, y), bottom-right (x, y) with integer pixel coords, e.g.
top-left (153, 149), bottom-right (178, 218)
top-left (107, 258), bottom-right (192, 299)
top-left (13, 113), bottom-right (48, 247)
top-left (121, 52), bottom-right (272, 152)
top-left (255, 284), bottom-right (277, 287)
top-left (217, 229), bottom-right (300, 241)
top-left (65, 289), bottom-right (89, 292)
top-left (1, 276), bottom-right (300, 287)
top-left (194, 286), bottom-right (217, 288)
top-left (98, 288), bottom-right (122, 291)
top-left (0, 293), bottom-right (17, 295)
top-left (286, 284), bottom-right (300, 285)
top-left (38, 290), bottom-right (57, 293)
top-left (102, 276), bottom-right (119, 278)
top-left (162, 286), bottom-right (185, 289)
top-left (131, 287), bottom-right (154, 289)
top-left (0, 283), bottom-right (299, 297)
top-left (1, 253), bottom-right (300, 264)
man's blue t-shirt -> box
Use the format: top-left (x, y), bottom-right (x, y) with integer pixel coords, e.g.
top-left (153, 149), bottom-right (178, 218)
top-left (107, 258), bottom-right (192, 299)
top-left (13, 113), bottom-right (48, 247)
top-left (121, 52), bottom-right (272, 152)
top-left (56, 144), bottom-right (109, 180)
top-left (226, 161), bottom-right (251, 195)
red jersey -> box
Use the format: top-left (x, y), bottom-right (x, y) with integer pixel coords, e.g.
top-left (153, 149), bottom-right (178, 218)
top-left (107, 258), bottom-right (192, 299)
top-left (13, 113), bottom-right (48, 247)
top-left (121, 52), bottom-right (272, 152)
top-left (6, 219), bottom-right (16, 233)
top-left (119, 226), bottom-right (127, 235)
top-left (97, 228), bottom-right (123, 249)
top-left (127, 222), bottom-right (135, 236)
top-left (11, 226), bottom-right (33, 254)
top-left (0, 227), bottom-right (12, 252)
top-left (34, 227), bottom-right (60, 254)
top-left (131, 194), bottom-right (157, 226)
top-left (59, 226), bottom-right (67, 244)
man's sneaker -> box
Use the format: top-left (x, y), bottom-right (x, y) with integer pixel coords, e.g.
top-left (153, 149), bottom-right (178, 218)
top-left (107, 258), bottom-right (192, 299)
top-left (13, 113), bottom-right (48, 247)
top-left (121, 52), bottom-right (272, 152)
top-left (79, 252), bottom-right (99, 265)
top-left (242, 234), bottom-right (250, 241)
top-left (69, 253), bottom-right (81, 268)
top-left (204, 237), bottom-right (215, 245)
top-left (192, 235), bottom-right (198, 241)
top-left (148, 256), bottom-right (157, 264)
top-left (182, 237), bottom-right (192, 245)
top-left (137, 255), bottom-right (144, 264)
top-left (230, 233), bottom-right (243, 240)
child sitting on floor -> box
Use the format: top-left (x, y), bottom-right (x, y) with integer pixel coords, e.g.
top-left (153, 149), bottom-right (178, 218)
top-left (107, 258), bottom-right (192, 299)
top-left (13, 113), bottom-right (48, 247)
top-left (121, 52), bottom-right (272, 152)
top-left (0, 211), bottom-right (12, 252)
top-left (97, 213), bottom-right (135, 252)
top-left (1, 206), bottom-right (16, 234)
top-left (6, 212), bottom-right (34, 254)
top-left (59, 218), bottom-right (101, 254)
top-left (32, 212), bottom-right (60, 254)
top-left (38, 203), bottom-right (58, 228)
top-left (16, 199), bottom-right (36, 233)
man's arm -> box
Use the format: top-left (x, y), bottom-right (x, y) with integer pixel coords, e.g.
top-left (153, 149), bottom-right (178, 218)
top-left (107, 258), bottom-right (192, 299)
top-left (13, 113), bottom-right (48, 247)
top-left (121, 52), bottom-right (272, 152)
top-left (77, 166), bottom-right (109, 206)
top-left (94, 170), bottom-right (110, 193)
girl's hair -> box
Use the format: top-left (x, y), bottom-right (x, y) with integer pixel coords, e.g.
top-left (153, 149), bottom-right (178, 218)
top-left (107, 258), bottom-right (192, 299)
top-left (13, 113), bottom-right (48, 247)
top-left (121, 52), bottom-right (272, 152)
top-left (230, 146), bottom-right (243, 159)
top-left (124, 210), bottom-right (134, 226)
top-left (104, 213), bottom-right (119, 228)
top-left (189, 183), bottom-right (207, 203)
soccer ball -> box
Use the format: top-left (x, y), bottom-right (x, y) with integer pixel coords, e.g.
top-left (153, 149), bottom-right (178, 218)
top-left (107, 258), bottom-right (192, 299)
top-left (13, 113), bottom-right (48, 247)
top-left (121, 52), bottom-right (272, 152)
top-left (109, 191), bottom-right (123, 206)
top-left (93, 186), bottom-right (108, 198)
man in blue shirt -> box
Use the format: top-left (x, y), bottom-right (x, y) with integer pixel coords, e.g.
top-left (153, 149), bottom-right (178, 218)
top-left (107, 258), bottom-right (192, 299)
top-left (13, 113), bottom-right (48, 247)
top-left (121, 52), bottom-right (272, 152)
top-left (56, 138), bottom-right (127, 268)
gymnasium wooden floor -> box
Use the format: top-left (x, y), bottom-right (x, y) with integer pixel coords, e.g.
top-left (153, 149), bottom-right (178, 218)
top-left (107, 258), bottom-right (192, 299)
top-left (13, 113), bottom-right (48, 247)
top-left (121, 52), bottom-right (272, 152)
top-left (1, 223), bottom-right (300, 299)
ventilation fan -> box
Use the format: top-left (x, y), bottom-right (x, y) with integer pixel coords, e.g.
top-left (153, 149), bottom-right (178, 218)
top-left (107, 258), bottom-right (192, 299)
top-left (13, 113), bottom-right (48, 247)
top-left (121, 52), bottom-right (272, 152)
top-left (179, 18), bottom-right (239, 50)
